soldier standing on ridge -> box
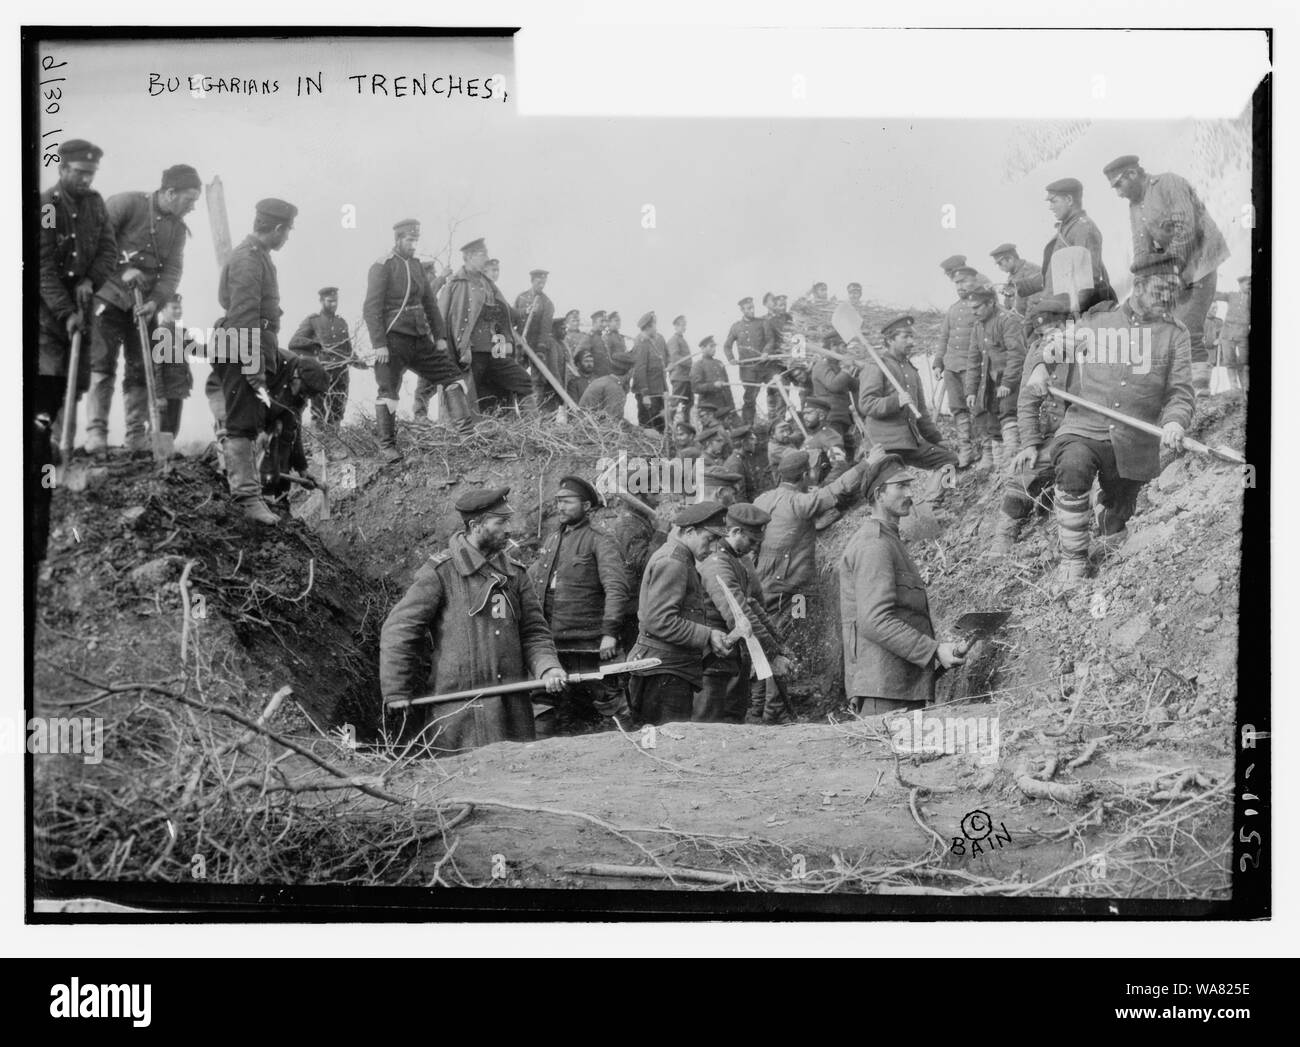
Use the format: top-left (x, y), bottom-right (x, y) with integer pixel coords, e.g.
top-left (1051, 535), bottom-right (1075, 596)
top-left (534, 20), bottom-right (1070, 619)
top-left (289, 285), bottom-right (358, 428)
top-left (665, 314), bottom-right (693, 423)
top-left (990, 243), bottom-right (1044, 317)
top-left (516, 268), bottom-right (562, 411)
top-left (723, 296), bottom-right (775, 426)
top-left (1040, 177), bottom-right (1114, 311)
top-left (933, 255), bottom-right (980, 468)
top-left (965, 283), bottom-right (1028, 472)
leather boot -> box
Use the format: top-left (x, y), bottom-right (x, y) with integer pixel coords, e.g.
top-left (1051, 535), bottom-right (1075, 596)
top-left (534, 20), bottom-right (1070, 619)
top-left (1000, 417), bottom-right (1021, 463)
top-left (745, 677), bottom-right (767, 725)
top-left (976, 444), bottom-right (994, 470)
top-left (225, 437), bottom-right (278, 524)
top-left (986, 511), bottom-right (1020, 558)
top-left (1054, 490), bottom-right (1092, 582)
top-left (85, 372), bottom-right (114, 456)
top-left (1191, 360), bottom-right (1211, 398)
top-left (443, 381), bottom-right (474, 432)
top-left (123, 385), bottom-right (151, 455)
top-left (955, 412), bottom-right (974, 468)
top-left (375, 403), bottom-right (402, 463)
top-left (213, 428), bottom-right (228, 475)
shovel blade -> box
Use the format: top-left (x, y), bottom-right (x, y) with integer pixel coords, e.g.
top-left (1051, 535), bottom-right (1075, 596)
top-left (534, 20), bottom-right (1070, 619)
top-left (954, 611), bottom-right (1012, 637)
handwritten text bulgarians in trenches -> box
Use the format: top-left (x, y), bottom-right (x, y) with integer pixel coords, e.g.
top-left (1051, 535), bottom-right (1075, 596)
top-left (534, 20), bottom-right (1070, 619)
top-left (147, 72), bottom-right (508, 101)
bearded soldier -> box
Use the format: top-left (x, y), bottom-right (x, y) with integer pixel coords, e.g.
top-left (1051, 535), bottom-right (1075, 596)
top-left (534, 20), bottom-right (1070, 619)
top-left (1027, 253), bottom-right (1194, 582)
top-left (380, 487), bottom-right (565, 752)
top-left (87, 163), bottom-right (201, 456)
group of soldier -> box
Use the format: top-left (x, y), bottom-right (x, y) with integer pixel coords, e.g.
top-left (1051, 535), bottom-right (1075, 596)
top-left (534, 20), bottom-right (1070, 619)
top-left (36, 140), bottom-right (1249, 752)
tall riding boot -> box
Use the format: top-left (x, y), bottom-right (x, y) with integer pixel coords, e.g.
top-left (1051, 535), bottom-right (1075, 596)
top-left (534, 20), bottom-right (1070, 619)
top-left (745, 678), bottom-right (768, 725)
top-left (1191, 360), bottom-right (1211, 398)
top-left (1054, 490), bottom-right (1092, 582)
top-left (986, 511), bottom-right (1021, 558)
top-left (1000, 417), bottom-right (1021, 464)
top-left (955, 411), bottom-right (974, 468)
top-left (375, 403), bottom-right (402, 463)
top-left (85, 372), bottom-right (114, 456)
top-left (443, 381), bottom-right (474, 432)
top-left (225, 437), bottom-right (278, 524)
top-left (123, 385), bottom-right (151, 455)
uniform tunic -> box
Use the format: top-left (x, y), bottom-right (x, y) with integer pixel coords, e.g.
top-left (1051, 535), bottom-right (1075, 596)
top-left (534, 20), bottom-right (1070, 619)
top-left (1041, 209), bottom-right (1113, 307)
top-left (380, 532), bottom-right (561, 751)
top-left (216, 235), bottom-right (282, 438)
top-left (38, 184), bottom-right (115, 380)
top-left (690, 356), bottom-right (735, 415)
top-left (839, 517), bottom-right (939, 705)
top-left (754, 464), bottom-right (866, 597)
top-left (629, 539), bottom-right (713, 688)
top-left (858, 352), bottom-right (945, 451)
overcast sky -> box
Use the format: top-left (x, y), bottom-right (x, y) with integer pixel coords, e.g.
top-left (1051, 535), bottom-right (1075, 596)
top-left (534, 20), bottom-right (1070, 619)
top-left (37, 32), bottom-right (1259, 443)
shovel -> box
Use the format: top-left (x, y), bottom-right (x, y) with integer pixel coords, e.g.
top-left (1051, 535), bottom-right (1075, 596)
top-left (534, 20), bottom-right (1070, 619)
top-left (1049, 245), bottom-right (1094, 316)
top-left (131, 286), bottom-right (175, 462)
top-left (953, 610), bottom-right (1011, 657)
top-left (57, 311), bottom-right (92, 491)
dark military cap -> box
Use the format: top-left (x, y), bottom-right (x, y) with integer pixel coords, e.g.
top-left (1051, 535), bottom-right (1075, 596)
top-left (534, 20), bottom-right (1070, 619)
top-left (822, 331), bottom-right (846, 349)
top-left (556, 475), bottom-right (602, 506)
top-left (699, 425), bottom-right (727, 444)
top-left (728, 424), bottom-right (753, 440)
top-left (1130, 252), bottom-right (1180, 278)
top-left (60, 139), bottom-right (103, 165)
top-left (529, 268), bottom-right (549, 278)
top-left (294, 353), bottom-right (329, 397)
top-left (637, 311), bottom-right (656, 329)
top-left (881, 315), bottom-right (915, 339)
top-left (990, 243), bottom-right (1017, 258)
top-left (673, 314), bottom-right (686, 325)
top-left (459, 237), bottom-right (486, 253)
top-left (726, 503), bottom-right (771, 531)
top-left (1046, 177), bottom-right (1083, 198)
top-left (703, 468), bottom-right (744, 488)
top-left (967, 284), bottom-right (998, 303)
top-left (1026, 294), bottom-right (1073, 326)
top-left (1102, 154), bottom-right (1141, 180)
top-left (803, 396), bottom-right (832, 412)
top-left (864, 454), bottom-right (914, 502)
top-left (675, 500), bottom-right (728, 531)
top-left (565, 309), bottom-right (581, 321)
top-left (318, 286), bottom-right (338, 297)
top-left (161, 164), bottom-right (202, 192)
top-left (590, 310), bottom-right (607, 321)
top-left (777, 449), bottom-right (811, 480)
top-left (698, 335), bottom-right (716, 349)
top-left (255, 198), bottom-right (298, 223)
top-left (813, 282), bottom-right (828, 290)
top-left (952, 265), bottom-right (979, 279)
top-left (455, 486), bottom-right (514, 517)
top-left (737, 296), bottom-right (754, 307)
top-left (607, 310), bottom-right (621, 321)
top-left (939, 255), bottom-right (967, 273)
top-left (393, 219), bottom-right (421, 235)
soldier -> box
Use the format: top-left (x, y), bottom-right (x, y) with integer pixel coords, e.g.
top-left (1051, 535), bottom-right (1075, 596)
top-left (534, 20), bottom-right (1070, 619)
top-left (696, 504), bottom-right (794, 723)
top-left (577, 350), bottom-right (632, 422)
top-left (151, 293), bottom-right (198, 438)
top-left (810, 282), bottom-right (831, 304)
top-left (699, 426), bottom-right (731, 471)
top-left (567, 345), bottom-right (596, 405)
top-left (604, 311), bottom-right (632, 374)
top-left (627, 501), bottom-right (733, 726)
top-left (801, 396), bottom-right (849, 484)
top-left (528, 476), bottom-right (633, 730)
top-left (561, 308), bottom-right (585, 369)
top-left (258, 349), bottom-right (327, 511)
top-left (1104, 154), bottom-right (1230, 397)
top-left (665, 314), bottom-right (693, 422)
top-left (583, 310), bottom-right (612, 377)
top-left (990, 243), bottom-right (1044, 317)
top-left (723, 425), bottom-right (760, 502)
top-left (1040, 177), bottom-right (1114, 310)
top-left (288, 286), bottom-right (358, 428)
top-left (812, 331), bottom-right (859, 446)
top-left (484, 258), bottom-right (501, 284)
top-left (34, 138), bottom-right (115, 561)
top-left (723, 296), bottom-right (775, 426)
top-left (1219, 275), bottom-right (1250, 393)
top-left (847, 282), bottom-right (864, 309)
top-left (1026, 253), bottom-right (1194, 582)
top-left (964, 283), bottom-right (1028, 470)
top-left (690, 335), bottom-right (735, 424)
top-left (516, 268), bottom-right (563, 411)
top-left (933, 255), bottom-right (980, 468)
top-left (859, 315), bottom-right (959, 471)
top-left (380, 487), bottom-right (566, 752)
top-left (673, 419), bottom-right (703, 459)
top-left (364, 220), bottom-right (468, 458)
top-left (439, 237), bottom-right (534, 416)
top-left (765, 417), bottom-right (803, 483)
top-left (988, 295), bottom-right (1071, 559)
top-left (213, 198), bottom-right (297, 525)
top-left (839, 454), bottom-right (966, 716)
top-left (630, 311), bottom-right (669, 430)
top-left (87, 163), bottom-right (201, 456)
